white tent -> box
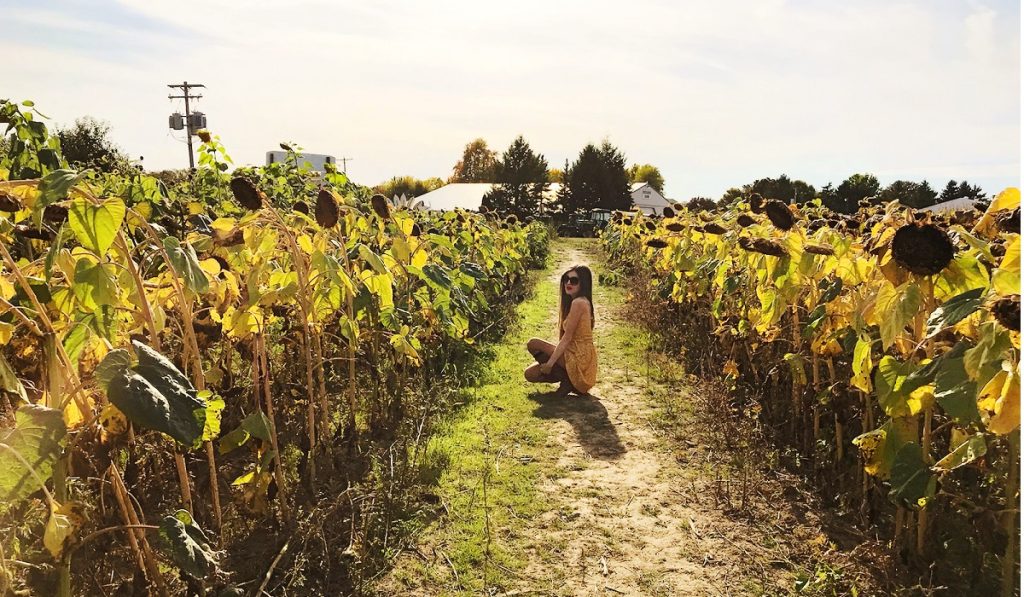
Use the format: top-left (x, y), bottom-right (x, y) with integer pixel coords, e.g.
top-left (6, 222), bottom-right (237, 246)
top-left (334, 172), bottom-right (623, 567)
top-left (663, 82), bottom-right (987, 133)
top-left (416, 183), bottom-right (562, 212)
top-left (921, 197), bottom-right (978, 213)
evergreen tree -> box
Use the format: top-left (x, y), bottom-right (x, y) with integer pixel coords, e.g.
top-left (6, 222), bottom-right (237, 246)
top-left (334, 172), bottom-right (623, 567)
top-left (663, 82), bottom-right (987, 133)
top-left (597, 141), bottom-right (632, 211)
top-left (481, 135), bottom-right (549, 218)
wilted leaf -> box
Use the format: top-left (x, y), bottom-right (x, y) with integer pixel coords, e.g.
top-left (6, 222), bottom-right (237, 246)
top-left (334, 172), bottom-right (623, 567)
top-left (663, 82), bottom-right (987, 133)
top-left (0, 405), bottom-right (66, 501)
top-left (926, 288), bottom-right (984, 338)
top-left (106, 341), bottom-right (207, 448)
top-left (159, 509), bottom-right (218, 578)
top-left (933, 433), bottom-right (987, 472)
top-left (163, 237), bottom-right (210, 295)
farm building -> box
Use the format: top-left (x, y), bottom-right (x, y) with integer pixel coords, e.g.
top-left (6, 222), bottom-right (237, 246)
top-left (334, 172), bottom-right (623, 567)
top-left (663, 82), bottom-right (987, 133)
top-left (920, 197), bottom-right (978, 213)
top-left (630, 182), bottom-right (675, 216)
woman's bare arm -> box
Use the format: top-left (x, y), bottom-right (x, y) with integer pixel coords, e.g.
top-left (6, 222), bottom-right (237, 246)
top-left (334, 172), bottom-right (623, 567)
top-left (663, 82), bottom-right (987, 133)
top-left (546, 298), bottom-right (589, 368)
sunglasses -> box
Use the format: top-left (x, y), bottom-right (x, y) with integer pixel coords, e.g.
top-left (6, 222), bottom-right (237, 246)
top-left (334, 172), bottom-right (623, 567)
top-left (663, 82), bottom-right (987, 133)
top-left (563, 275), bottom-right (580, 285)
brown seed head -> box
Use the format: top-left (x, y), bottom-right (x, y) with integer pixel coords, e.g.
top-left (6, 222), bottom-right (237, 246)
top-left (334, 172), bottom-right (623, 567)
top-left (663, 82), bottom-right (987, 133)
top-left (739, 236), bottom-right (787, 257)
top-left (991, 295), bottom-right (1020, 331)
top-left (702, 222), bottom-right (727, 235)
top-left (891, 223), bottom-right (956, 276)
top-left (764, 200), bottom-right (795, 231)
top-left (370, 193), bottom-right (391, 219)
top-left (230, 177), bottom-right (265, 211)
top-left (665, 222), bottom-right (685, 232)
top-left (804, 243), bottom-right (835, 256)
top-left (316, 189), bottom-right (340, 227)
top-left (736, 214), bottom-right (756, 228)
top-left (646, 238), bottom-right (669, 249)
top-left (0, 190), bottom-right (21, 212)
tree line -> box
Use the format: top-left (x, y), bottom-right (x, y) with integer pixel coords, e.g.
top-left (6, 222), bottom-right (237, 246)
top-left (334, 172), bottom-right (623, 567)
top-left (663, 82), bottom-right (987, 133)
top-left (8, 117), bottom-right (991, 219)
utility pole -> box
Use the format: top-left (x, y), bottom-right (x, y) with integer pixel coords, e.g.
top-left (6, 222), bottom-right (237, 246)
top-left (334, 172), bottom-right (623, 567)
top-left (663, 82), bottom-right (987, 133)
top-left (339, 157), bottom-right (353, 175)
top-left (167, 81), bottom-right (206, 169)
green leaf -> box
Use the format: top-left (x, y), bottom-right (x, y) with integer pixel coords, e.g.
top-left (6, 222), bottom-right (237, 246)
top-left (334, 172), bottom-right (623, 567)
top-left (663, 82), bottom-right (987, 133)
top-left (106, 341), bottom-right (207, 448)
top-left (876, 281), bottom-right (923, 350)
top-left (0, 353), bottom-right (28, 402)
top-left (72, 259), bottom-right (118, 310)
top-left (963, 321), bottom-right (1011, 381)
top-left (357, 243), bottom-right (388, 274)
top-left (926, 288), bottom-right (984, 338)
top-left (889, 442), bottom-right (936, 508)
top-left (162, 237), bottom-right (209, 294)
top-left (818, 277), bottom-right (843, 303)
top-left (67, 197), bottom-right (125, 256)
top-left (933, 433), bottom-right (987, 472)
top-left (200, 392), bottom-right (225, 442)
top-left (934, 355), bottom-right (981, 424)
top-left (0, 405), bottom-right (66, 501)
top-left (421, 264), bottom-right (453, 292)
top-left (218, 411), bottom-right (272, 454)
top-left (36, 170), bottom-right (84, 217)
top-left (62, 316), bottom-right (93, 364)
top-left (158, 509), bottom-right (218, 578)
top-left (95, 348), bottom-right (131, 391)
top-left (875, 357), bottom-right (932, 417)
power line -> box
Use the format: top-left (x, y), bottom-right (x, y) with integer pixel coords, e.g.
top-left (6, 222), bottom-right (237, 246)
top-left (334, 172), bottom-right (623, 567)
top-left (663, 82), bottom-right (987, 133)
top-left (167, 81), bottom-right (206, 169)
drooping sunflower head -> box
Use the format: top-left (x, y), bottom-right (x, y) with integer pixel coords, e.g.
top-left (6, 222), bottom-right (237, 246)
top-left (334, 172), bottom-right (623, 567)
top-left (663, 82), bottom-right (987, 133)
top-left (891, 223), bottom-right (956, 276)
top-left (315, 189), bottom-right (339, 228)
top-left (230, 177), bottom-right (265, 211)
top-left (764, 200), bottom-right (795, 231)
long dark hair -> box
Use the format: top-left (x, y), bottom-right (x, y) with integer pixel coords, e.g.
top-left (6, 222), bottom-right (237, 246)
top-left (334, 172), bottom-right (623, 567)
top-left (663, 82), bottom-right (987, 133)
top-left (558, 265), bottom-right (595, 335)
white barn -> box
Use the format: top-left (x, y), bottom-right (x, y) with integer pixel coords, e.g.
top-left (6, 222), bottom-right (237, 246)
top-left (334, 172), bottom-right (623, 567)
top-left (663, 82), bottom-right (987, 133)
top-left (630, 182), bottom-right (674, 216)
top-left (921, 197), bottom-right (978, 213)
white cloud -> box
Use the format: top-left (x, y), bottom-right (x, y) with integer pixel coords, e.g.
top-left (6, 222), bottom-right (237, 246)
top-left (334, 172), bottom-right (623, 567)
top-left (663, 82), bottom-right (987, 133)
top-left (3, 0), bottom-right (1019, 198)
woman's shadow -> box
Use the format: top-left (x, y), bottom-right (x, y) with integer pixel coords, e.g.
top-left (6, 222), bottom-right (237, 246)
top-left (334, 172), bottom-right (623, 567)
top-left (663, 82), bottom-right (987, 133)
top-left (528, 390), bottom-right (626, 460)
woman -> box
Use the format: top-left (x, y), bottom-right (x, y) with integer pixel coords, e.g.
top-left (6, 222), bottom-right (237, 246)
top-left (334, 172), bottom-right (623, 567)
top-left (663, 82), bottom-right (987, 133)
top-left (524, 265), bottom-right (598, 396)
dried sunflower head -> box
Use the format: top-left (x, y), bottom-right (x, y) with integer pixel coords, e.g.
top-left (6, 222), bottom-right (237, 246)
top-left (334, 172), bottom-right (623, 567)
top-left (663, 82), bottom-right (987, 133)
top-left (663, 206), bottom-right (676, 218)
top-left (702, 222), bottom-right (727, 235)
top-left (991, 295), bottom-right (1020, 331)
top-left (622, 217), bottom-right (633, 226)
top-left (891, 223), bottom-right (956, 275)
top-left (739, 236), bottom-right (787, 257)
top-left (43, 204), bottom-right (68, 223)
top-left (996, 208), bottom-right (1020, 234)
top-left (370, 194), bottom-right (391, 219)
top-left (804, 243), bottom-right (835, 256)
top-left (736, 214), bottom-right (756, 228)
top-left (0, 190), bottom-right (21, 212)
top-left (646, 238), bottom-right (669, 249)
top-left (749, 193), bottom-right (765, 213)
top-left (808, 218), bottom-right (827, 232)
top-left (665, 222), bottom-right (685, 232)
top-left (411, 222), bottom-right (422, 237)
top-left (293, 201), bottom-right (310, 215)
top-left (645, 221), bottom-right (657, 231)
top-left (506, 215), bottom-right (518, 225)
top-left (230, 177), bottom-right (265, 211)
top-left (316, 189), bottom-right (340, 228)
top-left (764, 200), bottom-right (795, 231)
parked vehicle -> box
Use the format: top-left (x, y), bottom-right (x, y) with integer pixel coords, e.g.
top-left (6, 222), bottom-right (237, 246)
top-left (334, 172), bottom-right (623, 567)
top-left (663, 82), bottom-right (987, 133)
top-left (556, 209), bottom-right (611, 237)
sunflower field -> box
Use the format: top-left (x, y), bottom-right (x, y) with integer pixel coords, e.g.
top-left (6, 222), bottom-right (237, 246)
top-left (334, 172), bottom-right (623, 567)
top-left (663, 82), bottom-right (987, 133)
top-left (602, 189), bottom-right (1020, 594)
top-left (0, 99), bottom-right (549, 595)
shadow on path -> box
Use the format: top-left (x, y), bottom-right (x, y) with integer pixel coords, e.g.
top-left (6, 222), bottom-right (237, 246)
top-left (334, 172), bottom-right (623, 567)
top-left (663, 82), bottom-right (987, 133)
top-left (528, 391), bottom-right (626, 460)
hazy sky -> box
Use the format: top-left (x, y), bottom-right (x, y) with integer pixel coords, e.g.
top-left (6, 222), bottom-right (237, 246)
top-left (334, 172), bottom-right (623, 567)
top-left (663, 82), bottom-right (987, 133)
top-left (4, 0), bottom-right (1020, 199)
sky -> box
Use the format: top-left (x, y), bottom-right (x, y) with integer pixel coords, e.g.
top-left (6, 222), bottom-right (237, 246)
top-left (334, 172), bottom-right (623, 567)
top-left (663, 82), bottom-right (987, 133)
top-left (3, 0), bottom-right (1020, 200)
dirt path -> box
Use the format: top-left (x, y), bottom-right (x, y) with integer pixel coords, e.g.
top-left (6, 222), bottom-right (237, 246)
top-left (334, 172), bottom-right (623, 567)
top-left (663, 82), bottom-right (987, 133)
top-left (379, 238), bottom-right (879, 596)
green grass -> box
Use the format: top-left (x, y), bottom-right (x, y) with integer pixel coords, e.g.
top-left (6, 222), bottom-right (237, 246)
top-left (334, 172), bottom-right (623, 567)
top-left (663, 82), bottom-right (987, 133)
top-left (382, 244), bottom-right (570, 595)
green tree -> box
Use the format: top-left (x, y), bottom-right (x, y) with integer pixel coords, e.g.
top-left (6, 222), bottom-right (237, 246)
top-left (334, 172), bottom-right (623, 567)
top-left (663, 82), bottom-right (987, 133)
top-left (824, 173), bottom-right (880, 213)
top-left (375, 176), bottom-right (444, 199)
top-left (560, 141), bottom-right (631, 214)
top-left (719, 187), bottom-right (745, 206)
top-left (628, 163), bottom-right (665, 193)
top-left (57, 117), bottom-right (129, 173)
top-left (747, 174), bottom-right (816, 204)
top-left (481, 135), bottom-right (549, 218)
top-left (879, 179), bottom-right (939, 209)
top-left (938, 179), bottom-right (986, 203)
top-left (449, 138), bottom-right (496, 183)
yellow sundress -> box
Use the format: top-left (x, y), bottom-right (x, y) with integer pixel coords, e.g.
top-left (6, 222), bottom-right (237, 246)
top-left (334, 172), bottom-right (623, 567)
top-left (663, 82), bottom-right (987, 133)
top-left (560, 304), bottom-right (598, 394)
